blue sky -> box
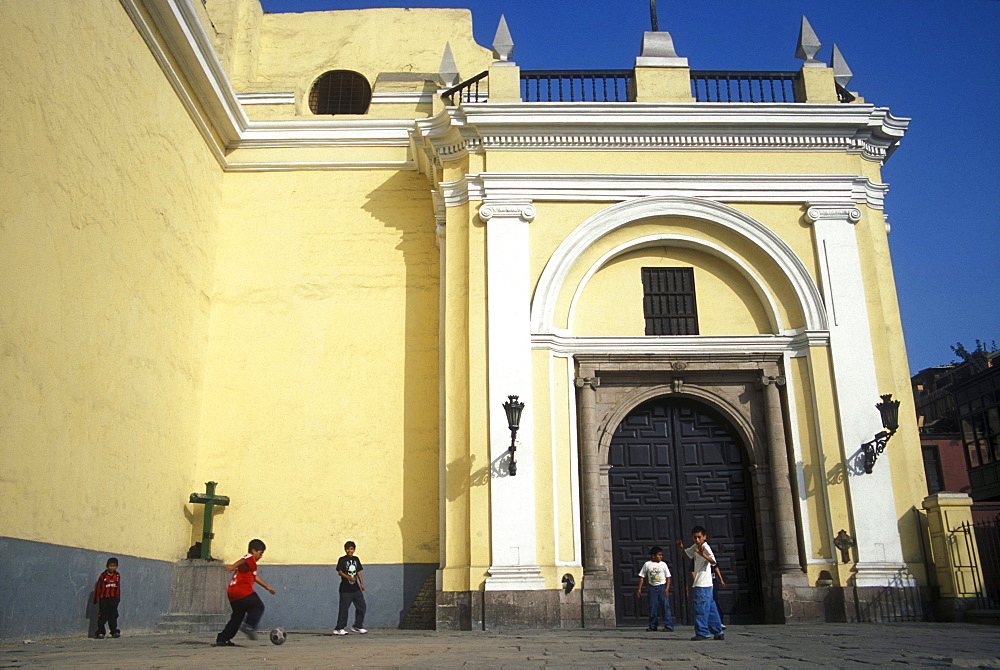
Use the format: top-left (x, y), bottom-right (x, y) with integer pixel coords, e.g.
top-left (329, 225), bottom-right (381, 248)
top-left (260, 0), bottom-right (1000, 373)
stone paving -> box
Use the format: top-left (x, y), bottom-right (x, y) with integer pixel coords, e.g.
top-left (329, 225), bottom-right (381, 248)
top-left (2, 624), bottom-right (999, 668)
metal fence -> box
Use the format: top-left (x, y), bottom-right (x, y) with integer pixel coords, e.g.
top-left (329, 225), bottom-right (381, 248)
top-left (440, 68), bottom-right (859, 106)
top-left (689, 70), bottom-right (798, 103)
top-left (520, 69), bottom-right (633, 102)
top-left (951, 514), bottom-right (1000, 609)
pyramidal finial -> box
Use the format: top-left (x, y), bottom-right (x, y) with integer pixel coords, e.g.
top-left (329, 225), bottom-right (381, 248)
top-left (492, 14), bottom-right (514, 62)
top-left (831, 44), bottom-right (853, 87)
top-left (795, 15), bottom-right (823, 65)
top-left (439, 42), bottom-right (460, 87)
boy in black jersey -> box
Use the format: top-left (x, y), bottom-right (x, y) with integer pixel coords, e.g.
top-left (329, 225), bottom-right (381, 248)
top-left (333, 541), bottom-right (367, 634)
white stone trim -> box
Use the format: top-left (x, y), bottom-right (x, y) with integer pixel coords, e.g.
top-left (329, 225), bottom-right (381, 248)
top-left (225, 160), bottom-right (415, 172)
top-left (236, 92), bottom-right (295, 105)
top-left (805, 203), bottom-right (907, 583)
top-left (531, 333), bottom-right (829, 356)
top-left (459, 102), bottom-right (909, 162)
top-left (466, 173), bottom-right (888, 210)
top-left (531, 196), bottom-right (828, 335)
top-left (568, 234), bottom-right (784, 334)
top-left (372, 91), bottom-right (435, 105)
top-left (482, 199), bottom-right (543, 590)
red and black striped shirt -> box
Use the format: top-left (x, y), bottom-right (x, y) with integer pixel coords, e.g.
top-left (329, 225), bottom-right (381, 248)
top-left (93, 570), bottom-right (121, 601)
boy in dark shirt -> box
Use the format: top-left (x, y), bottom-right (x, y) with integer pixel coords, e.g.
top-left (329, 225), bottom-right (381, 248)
top-left (333, 541), bottom-right (367, 634)
top-left (93, 557), bottom-right (121, 639)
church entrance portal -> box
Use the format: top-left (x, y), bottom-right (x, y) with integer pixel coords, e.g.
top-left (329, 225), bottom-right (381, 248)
top-left (609, 396), bottom-right (764, 626)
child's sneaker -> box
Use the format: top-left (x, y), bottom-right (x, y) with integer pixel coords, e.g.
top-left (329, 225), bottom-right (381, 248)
top-left (95, 634), bottom-right (105, 639)
top-left (333, 629), bottom-right (348, 635)
top-left (351, 627), bottom-right (367, 634)
top-left (240, 624), bottom-right (257, 640)
top-left (111, 632), bottom-right (121, 638)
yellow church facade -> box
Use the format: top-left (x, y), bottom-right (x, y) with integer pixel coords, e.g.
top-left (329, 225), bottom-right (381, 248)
top-left (1, 0), bottom-right (929, 638)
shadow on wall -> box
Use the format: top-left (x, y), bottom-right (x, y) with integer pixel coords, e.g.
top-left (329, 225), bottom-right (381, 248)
top-left (364, 171), bottom-right (441, 625)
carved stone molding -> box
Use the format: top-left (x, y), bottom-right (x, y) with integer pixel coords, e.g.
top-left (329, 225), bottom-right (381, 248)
top-left (805, 205), bottom-right (863, 224)
top-left (479, 202), bottom-right (536, 223)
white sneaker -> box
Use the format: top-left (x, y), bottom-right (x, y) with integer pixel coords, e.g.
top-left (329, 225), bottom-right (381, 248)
top-left (351, 627), bottom-right (367, 634)
top-left (333, 629), bottom-right (348, 635)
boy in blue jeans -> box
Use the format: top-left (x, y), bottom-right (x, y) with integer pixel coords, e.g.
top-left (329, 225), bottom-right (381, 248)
top-left (677, 526), bottom-right (724, 641)
top-left (636, 545), bottom-right (673, 631)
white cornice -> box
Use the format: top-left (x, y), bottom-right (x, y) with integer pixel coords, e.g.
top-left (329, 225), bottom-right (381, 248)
top-left (461, 173), bottom-right (888, 209)
top-left (455, 102), bottom-right (908, 162)
top-left (126, 0), bottom-right (909, 172)
top-left (531, 333), bottom-right (830, 356)
top-left (372, 91), bottom-right (435, 105)
top-left (236, 92), bottom-right (295, 105)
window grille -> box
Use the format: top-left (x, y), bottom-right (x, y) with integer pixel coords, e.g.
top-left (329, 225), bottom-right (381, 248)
top-left (641, 267), bottom-right (699, 336)
top-left (309, 70), bottom-right (372, 115)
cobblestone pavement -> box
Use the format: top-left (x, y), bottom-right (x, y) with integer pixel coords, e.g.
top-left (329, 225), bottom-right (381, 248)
top-left (2, 624), bottom-right (999, 668)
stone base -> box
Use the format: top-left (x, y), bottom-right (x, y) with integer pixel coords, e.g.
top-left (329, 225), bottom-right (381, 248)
top-left (581, 572), bottom-right (616, 628)
top-left (848, 585), bottom-right (926, 622)
top-left (157, 559), bottom-right (229, 632)
top-left (436, 591), bottom-right (483, 631)
top-left (436, 589), bottom-right (584, 630)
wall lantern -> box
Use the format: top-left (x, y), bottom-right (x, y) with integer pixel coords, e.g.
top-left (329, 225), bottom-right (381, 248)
top-left (502, 395), bottom-right (524, 476)
top-left (861, 394), bottom-right (901, 474)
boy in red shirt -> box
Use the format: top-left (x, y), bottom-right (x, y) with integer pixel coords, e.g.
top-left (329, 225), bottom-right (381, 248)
top-left (92, 557), bottom-right (121, 639)
top-left (215, 539), bottom-right (276, 647)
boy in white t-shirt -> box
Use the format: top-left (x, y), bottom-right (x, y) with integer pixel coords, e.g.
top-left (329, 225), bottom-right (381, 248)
top-left (636, 545), bottom-right (673, 631)
top-left (677, 526), bottom-right (724, 641)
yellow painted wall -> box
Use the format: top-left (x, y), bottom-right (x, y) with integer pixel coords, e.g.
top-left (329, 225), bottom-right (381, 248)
top-left (215, 3), bottom-right (491, 117)
top-left (196, 169), bottom-right (440, 566)
top-left (0, 0), bottom-right (223, 559)
top-left (572, 246), bottom-right (773, 336)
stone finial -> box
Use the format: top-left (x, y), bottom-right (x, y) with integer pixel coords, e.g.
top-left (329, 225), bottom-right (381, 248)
top-left (635, 30), bottom-right (688, 67)
top-left (492, 14), bottom-right (514, 62)
top-left (795, 15), bottom-right (824, 66)
top-left (831, 43), bottom-right (853, 88)
top-left (439, 42), bottom-right (460, 87)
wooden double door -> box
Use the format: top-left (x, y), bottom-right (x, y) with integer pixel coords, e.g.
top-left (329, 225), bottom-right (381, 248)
top-left (609, 396), bottom-right (764, 626)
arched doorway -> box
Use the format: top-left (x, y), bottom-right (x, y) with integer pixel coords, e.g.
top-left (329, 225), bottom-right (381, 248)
top-left (609, 396), bottom-right (764, 626)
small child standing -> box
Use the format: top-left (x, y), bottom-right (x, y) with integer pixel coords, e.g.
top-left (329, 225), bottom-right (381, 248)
top-left (677, 526), bottom-right (724, 641)
top-left (635, 545), bottom-right (673, 632)
top-left (92, 557), bottom-right (121, 639)
top-left (333, 541), bottom-right (367, 635)
top-left (215, 539), bottom-right (276, 647)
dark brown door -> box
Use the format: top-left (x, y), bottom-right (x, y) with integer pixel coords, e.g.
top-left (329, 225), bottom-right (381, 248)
top-left (609, 396), bottom-right (763, 626)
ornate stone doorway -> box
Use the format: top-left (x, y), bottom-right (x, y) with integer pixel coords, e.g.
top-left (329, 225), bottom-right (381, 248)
top-left (609, 395), bottom-right (764, 626)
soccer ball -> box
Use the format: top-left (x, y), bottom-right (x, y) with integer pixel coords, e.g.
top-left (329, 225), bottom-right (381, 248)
top-left (269, 627), bottom-right (286, 645)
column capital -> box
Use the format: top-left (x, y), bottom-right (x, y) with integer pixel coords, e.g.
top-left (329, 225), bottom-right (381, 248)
top-left (805, 203), bottom-right (862, 224)
top-left (575, 376), bottom-right (601, 390)
top-left (760, 374), bottom-right (787, 388)
top-left (479, 200), bottom-right (535, 224)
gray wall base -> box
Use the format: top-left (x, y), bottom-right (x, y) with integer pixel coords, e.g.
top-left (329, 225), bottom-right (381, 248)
top-left (0, 538), bottom-right (436, 641)
top-left (0, 537), bottom-right (173, 643)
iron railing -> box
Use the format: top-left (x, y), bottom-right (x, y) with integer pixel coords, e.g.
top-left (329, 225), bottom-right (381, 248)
top-left (441, 70), bottom-right (489, 104)
top-left (690, 70), bottom-right (798, 103)
top-left (951, 515), bottom-right (1000, 610)
top-left (442, 68), bottom-right (860, 106)
top-left (520, 69), bottom-right (633, 102)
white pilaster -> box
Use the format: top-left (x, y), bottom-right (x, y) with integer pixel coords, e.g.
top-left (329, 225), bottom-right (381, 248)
top-left (480, 200), bottom-right (545, 591)
top-left (805, 204), bottom-right (911, 587)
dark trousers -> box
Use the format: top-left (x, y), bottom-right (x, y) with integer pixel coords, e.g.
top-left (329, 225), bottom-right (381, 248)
top-left (96, 596), bottom-right (120, 636)
top-left (336, 590), bottom-right (366, 629)
top-left (646, 585), bottom-right (673, 630)
top-left (217, 592), bottom-right (265, 643)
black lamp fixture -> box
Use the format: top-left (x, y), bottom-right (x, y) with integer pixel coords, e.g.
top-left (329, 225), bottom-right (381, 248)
top-left (502, 395), bottom-right (524, 476)
top-left (861, 394), bottom-right (901, 474)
